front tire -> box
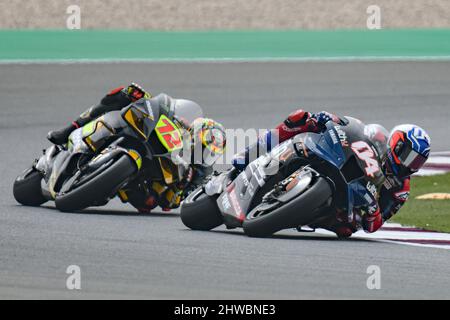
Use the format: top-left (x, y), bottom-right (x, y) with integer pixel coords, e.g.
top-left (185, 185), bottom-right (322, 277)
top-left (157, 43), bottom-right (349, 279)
top-left (55, 155), bottom-right (137, 212)
top-left (243, 177), bottom-right (332, 237)
top-left (13, 168), bottom-right (47, 206)
top-left (180, 187), bottom-right (223, 231)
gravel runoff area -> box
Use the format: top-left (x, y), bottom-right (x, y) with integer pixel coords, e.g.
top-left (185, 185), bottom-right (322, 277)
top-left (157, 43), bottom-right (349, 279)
top-left (1, 0), bottom-right (450, 30)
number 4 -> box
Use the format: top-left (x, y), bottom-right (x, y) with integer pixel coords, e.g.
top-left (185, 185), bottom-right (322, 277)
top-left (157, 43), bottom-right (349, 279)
top-left (351, 141), bottom-right (380, 177)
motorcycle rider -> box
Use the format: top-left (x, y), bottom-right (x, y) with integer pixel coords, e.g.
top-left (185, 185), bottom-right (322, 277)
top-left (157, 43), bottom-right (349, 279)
top-left (232, 109), bottom-right (431, 238)
top-left (48, 83), bottom-right (151, 145)
top-left (47, 83), bottom-right (226, 213)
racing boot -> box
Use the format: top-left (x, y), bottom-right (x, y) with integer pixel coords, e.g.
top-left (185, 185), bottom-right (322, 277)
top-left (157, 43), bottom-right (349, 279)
top-left (47, 116), bottom-right (91, 145)
top-left (47, 121), bottom-right (80, 145)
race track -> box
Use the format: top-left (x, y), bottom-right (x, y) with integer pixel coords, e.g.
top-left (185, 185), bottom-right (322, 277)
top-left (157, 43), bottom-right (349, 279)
top-left (1, 61), bottom-right (449, 299)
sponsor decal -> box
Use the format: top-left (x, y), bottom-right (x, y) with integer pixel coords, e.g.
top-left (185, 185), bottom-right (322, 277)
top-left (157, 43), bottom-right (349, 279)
top-left (394, 191), bottom-right (410, 202)
top-left (366, 181), bottom-right (378, 199)
top-left (383, 176), bottom-right (396, 190)
top-left (270, 141), bottom-right (289, 158)
top-left (328, 129), bottom-right (339, 145)
top-left (335, 126), bottom-right (349, 147)
top-left (367, 204), bottom-right (379, 215)
top-left (240, 171), bottom-right (249, 187)
top-left (364, 193), bottom-right (374, 204)
top-left (221, 194), bottom-right (232, 211)
top-left (247, 182), bottom-right (256, 197)
top-left (145, 100), bottom-right (154, 120)
top-left (254, 166), bottom-right (266, 187)
top-left (228, 189), bottom-right (244, 220)
top-left (248, 162), bottom-right (266, 187)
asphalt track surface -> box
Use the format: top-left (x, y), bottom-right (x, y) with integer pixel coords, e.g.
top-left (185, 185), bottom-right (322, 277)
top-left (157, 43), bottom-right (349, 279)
top-left (1, 61), bottom-right (450, 299)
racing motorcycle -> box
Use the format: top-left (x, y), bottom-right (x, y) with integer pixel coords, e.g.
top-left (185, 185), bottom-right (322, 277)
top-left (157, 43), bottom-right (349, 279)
top-left (13, 95), bottom-right (204, 212)
top-left (180, 117), bottom-right (387, 237)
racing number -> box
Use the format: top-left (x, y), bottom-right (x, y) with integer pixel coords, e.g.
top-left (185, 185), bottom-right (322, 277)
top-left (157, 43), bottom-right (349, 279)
top-left (156, 117), bottom-right (182, 150)
top-left (351, 141), bottom-right (380, 177)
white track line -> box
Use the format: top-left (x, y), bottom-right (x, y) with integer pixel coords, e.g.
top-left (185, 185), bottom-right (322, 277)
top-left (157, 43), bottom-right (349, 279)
top-left (416, 152), bottom-right (450, 176)
top-left (417, 169), bottom-right (449, 176)
top-left (312, 224), bottom-right (450, 250)
top-left (2, 56), bottom-right (450, 65)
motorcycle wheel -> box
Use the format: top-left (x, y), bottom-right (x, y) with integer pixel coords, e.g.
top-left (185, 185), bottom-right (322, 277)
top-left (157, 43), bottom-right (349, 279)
top-left (180, 187), bottom-right (223, 231)
top-left (13, 168), bottom-right (47, 206)
top-left (243, 177), bottom-right (332, 238)
top-left (55, 155), bottom-right (136, 212)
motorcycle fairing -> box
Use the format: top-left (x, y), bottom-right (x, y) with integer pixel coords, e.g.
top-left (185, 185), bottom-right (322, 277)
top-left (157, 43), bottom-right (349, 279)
top-left (154, 115), bottom-right (183, 153)
top-left (304, 129), bottom-right (346, 169)
top-left (217, 140), bottom-right (298, 227)
top-left (43, 149), bottom-right (74, 199)
top-left (81, 117), bottom-right (115, 152)
top-left (304, 118), bottom-right (383, 217)
top-left (42, 109), bottom-right (147, 200)
top-left (121, 98), bottom-right (160, 141)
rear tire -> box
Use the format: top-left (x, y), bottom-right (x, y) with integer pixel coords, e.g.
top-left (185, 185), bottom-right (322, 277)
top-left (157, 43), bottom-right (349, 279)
top-left (55, 155), bottom-right (136, 212)
top-left (180, 187), bottom-right (223, 231)
top-left (243, 177), bottom-right (332, 237)
top-left (13, 168), bottom-right (47, 206)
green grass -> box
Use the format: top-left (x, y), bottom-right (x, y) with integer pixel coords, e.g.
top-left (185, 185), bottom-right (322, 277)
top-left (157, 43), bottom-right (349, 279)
top-left (391, 173), bottom-right (450, 232)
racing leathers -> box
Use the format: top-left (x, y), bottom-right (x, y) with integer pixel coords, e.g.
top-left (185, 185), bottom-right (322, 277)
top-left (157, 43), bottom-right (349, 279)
top-left (47, 83), bottom-right (150, 145)
top-left (47, 83), bottom-right (212, 213)
top-left (232, 109), bottom-right (411, 238)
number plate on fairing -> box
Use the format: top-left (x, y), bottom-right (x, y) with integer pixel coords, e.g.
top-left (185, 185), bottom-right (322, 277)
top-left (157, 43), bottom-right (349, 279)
top-left (154, 115), bottom-right (183, 152)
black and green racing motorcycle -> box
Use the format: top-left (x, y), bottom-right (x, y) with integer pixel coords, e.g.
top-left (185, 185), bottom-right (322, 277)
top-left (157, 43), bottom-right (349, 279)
top-left (13, 94), bottom-right (222, 212)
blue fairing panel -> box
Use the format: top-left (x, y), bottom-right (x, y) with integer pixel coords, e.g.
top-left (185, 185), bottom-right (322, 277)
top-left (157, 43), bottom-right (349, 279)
top-left (304, 128), bottom-right (346, 169)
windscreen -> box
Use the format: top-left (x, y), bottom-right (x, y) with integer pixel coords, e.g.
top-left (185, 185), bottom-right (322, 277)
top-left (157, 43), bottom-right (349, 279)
top-left (364, 124), bottom-right (389, 159)
top-left (172, 99), bottom-right (204, 128)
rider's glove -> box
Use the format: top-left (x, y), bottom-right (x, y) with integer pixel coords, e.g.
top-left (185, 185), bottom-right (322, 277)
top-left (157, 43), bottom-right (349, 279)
top-left (126, 82), bottom-right (150, 101)
top-left (313, 111), bottom-right (334, 127)
top-left (361, 206), bottom-right (383, 233)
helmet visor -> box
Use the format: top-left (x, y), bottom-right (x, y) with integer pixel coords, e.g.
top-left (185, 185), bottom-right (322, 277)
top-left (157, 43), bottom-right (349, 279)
top-left (398, 144), bottom-right (427, 171)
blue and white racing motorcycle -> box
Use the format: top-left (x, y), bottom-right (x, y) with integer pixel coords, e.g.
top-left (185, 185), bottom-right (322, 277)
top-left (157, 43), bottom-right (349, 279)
top-left (180, 117), bottom-right (387, 237)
